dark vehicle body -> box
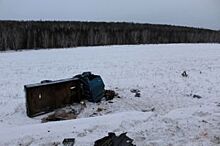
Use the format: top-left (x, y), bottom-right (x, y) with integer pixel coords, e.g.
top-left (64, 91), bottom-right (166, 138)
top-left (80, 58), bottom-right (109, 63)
top-left (25, 72), bottom-right (105, 117)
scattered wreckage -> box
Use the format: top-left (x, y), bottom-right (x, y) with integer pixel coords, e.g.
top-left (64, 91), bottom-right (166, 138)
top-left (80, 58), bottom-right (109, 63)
top-left (24, 72), bottom-right (114, 117)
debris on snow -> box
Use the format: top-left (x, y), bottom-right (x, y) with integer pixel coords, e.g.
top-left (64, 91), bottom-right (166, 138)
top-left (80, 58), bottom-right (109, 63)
top-left (141, 107), bottom-right (155, 112)
top-left (193, 94), bottom-right (203, 99)
top-left (134, 92), bottom-right (141, 97)
top-left (130, 89), bottom-right (140, 93)
top-left (104, 90), bottom-right (119, 101)
top-left (41, 110), bottom-right (77, 123)
top-left (41, 102), bottom-right (87, 123)
top-left (130, 89), bottom-right (141, 97)
top-left (96, 108), bottom-right (106, 112)
top-left (181, 71), bottom-right (188, 77)
top-left (62, 138), bottom-right (75, 146)
top-left (201, 120), bottom-right (208, 123)
top-left (89, 112), bottom-right (99, 117)
top-left (94, 132), bottom-right (135, 146)
top-left (186, 93), bottom-right (203, 99)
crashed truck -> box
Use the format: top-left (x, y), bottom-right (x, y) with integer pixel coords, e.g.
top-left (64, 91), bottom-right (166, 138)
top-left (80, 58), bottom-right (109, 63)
top-left (24, 72), bottom-right (105, 117)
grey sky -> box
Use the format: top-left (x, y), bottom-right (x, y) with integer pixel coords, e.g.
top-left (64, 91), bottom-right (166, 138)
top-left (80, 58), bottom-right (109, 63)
top-left (0, 0), bottom-right (219, 30)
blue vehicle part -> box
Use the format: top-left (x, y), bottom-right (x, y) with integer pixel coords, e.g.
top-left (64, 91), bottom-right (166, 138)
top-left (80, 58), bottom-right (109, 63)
top-left (74, 72), bottom-right (105, 102)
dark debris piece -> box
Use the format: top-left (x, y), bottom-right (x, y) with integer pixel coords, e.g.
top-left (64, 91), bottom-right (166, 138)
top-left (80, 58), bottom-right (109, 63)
top-left (97, 108), bottom-right (105, 112)
top-left (130, 89), bottom-right (140, 93)
top-left (89, 112), bottom-right (98, 117)
top-left (181, 71), bottom-right (188, 77)
top-left (94, 132), bottom-right (135, 146)
top-left (201, 120), bottom-right (208, 123)
top-left (134, 92), bottom-right (141, 97)
top-left (105, 90), bottom-right (119, 101)
top-left (142, 107), bottom-right (155, 112)
top-left (63, 138), bottom-right (75, 146)
top-left (130, 89), bottom-right (141, 97)
top-left (193, 94), bottom-right (202, 99)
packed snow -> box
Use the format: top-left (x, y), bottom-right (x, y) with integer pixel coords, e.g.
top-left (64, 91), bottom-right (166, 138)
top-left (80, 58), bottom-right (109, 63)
top-left (0, 44), bottom-right (220, 146)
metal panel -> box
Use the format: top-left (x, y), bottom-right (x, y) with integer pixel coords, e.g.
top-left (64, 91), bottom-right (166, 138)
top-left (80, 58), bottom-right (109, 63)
top-left (24, 78), bottom-right (83, 117)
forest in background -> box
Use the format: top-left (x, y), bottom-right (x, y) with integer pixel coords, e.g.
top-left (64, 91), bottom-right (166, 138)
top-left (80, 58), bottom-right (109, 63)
top-left (0, 21), bottom-right (220, 51)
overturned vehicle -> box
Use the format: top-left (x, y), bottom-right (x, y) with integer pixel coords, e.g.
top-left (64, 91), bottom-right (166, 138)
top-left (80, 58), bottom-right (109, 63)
top-left (24, 72), bottom-right (105, 117)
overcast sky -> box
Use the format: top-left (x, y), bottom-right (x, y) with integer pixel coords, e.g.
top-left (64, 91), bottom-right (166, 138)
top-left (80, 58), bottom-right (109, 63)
top-left (0, 0), bottom-right (219, 30)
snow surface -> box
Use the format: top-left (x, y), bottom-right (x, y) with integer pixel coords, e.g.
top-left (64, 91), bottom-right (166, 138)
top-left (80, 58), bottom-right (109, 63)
top-left (0, 44), bottom-right (220, 146)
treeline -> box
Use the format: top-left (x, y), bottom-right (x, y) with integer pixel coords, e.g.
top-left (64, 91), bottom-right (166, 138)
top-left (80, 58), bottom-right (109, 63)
top-left (0, 20), bottom-right (220, 51)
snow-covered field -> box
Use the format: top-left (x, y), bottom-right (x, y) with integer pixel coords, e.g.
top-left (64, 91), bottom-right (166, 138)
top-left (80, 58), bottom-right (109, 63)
top-left (0, 44), bottom-right (220, 146)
